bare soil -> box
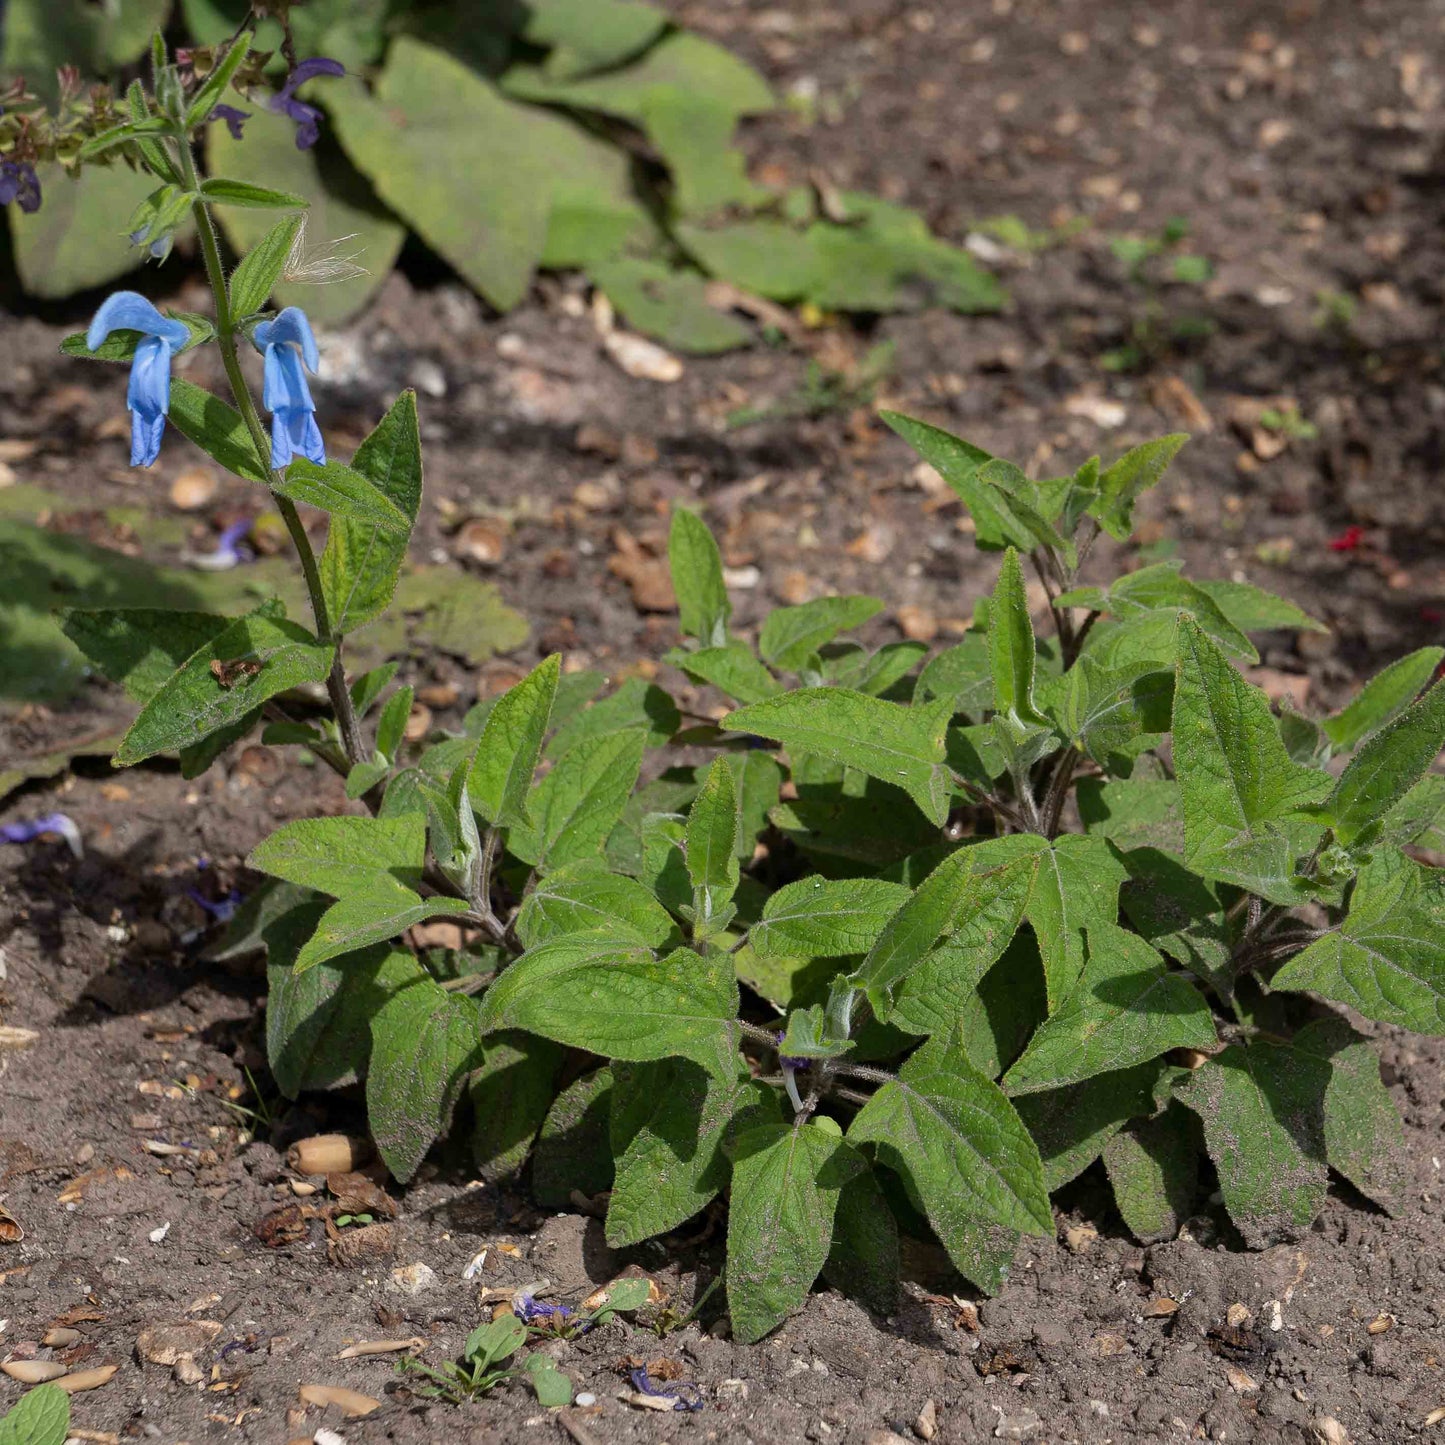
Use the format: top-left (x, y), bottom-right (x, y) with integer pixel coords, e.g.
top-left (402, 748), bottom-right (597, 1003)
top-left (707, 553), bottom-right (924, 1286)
top-left (3, 0), bottom-right (1445, 1441)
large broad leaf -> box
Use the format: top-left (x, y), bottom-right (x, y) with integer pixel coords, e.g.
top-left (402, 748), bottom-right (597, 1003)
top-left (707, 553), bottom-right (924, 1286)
top-left (114, 612), bottom-right (333, 766)
top-left (545, 676), bottom-right (678, 758)
top-left (533, 1068), bottom-right (615, 1205)
top-left (507, 727), bottom-right (647, 869)
top-left (207, 105), bottom-right (404, 324)
top-left (916, 633), bottom-right (994, 716)
top-left (724, 689), bottom-right (953, 826)
top-left (1102, 1104), bottom-right (1200, 1243)
top-left (3, 0), bottom-right (169, 95)
top-left (521, 0), bottom-right (668, 79)
top-left (1003, 925), bottom-right (1215, 1095)
top-left (9, 161), bottom-right (158, 296)
top-left (849, 1038), bottom-right (1052, 1245)
top-left (469, 1032), bottom-right (564, 1182)
top-left (1058, 657), bottom-right (1173, 769)
top-left (60, 608), bottom-right (230, 703)
top-left (1293, 1017), bottom-right (1405, 1217)
top-left (273, 459), bottom-right (411, 531)
top-left (293, 878), bottom-right (470, 971)
top-left (1318, 678), bottom-right (1445, 846)
top-left (589, 257), bottom-right (751, 354)
top-left (669, 642), bottom-right (780, 705)
top-left (606, 1060), bottom-right (755, 1247)
top-left (821, 1166), bottom-right (901, 1315)
top-left (248, 813), bottom-right (426, 897)
top-left (726, 1120), bottom-right (862, 1344)
top-left (366, 977), bottom-right (485, 1182)
top-left (751, 878), bottom-right (910, 960)
top-left (1172, 616), bottom-right (1328, 903)
top-left (1272, 848), bottom-right (1445, 1034)
top-left (1193, 578), bottom-right (1326, 638)
top-left (319, 391), bottom-right (424, 635)
top-left (515, 860), bottom-right (675, 949)
top-left (758, 596), bottom-right (884, 672)
top-left (1175, 1042), bottom-right (1328, 1247)
top-left (477, 936), bottom-right (740, 1076)
top-left (1118, 846), bottom-right (1232, 995)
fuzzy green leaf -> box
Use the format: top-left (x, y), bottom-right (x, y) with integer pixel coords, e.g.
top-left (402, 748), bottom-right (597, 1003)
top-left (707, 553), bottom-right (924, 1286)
top-left (0, 1383), bottom-right (70, 1445)
top-left (1102, 1104), bottom-right (1200, 1243)
top-left (759, 596), bottom-right (885, 671)
top-left (669, 508), bottom-right (731, 646)
top-left (1004, 925), bottom-right (1215, 1095)
top-left (273, 457), bottom-right (411, 532)
top-left (507, 727), bottom-right (647, 869)
top-left (751, 877), bottom-right (910, 960)
top-left (849, 1038), bottom-right (1052, 1240)
top-left (166, 378), bottom-right (269, 482)
top-left (916, 633), bottom-right (995, 716)
top-left (533, 1068), bottom-right (615, 1205)
top-left (1175, 1042), bottom-right (1328, 1247)
top-left (228, 213), bottom-right (304, 319)
top-left (1172, 616), bottom-right (1329, 903)
top-left (726, 1120), bottom-right (862, 1344)
top-left (115, 612), bottom-right (332, 766)
top-left (467, 653), bottom-right (559, 828)
top-left (1272, 848), bottom-right (1445, 1033)
top-left (668, 642), bottom-right (780, 704)
top-left (1323, 647), bottom-right (1444, 751)
top-left (514, 859), bottom-right (675, 949)
top-left (367, 977), bottom-right (484, 1182)
top-left (184, 33), bottom-right (254, 128)
top-left (295, 879), bottom-right (470, 972)
top-left (821, 1166), bottom-right (901, 1315)
top-left (1090, 434), bottom-right (1188, 540)
top-left (724, 688), bottom-right (952, 826)
top-left (469, 1032), bottom-right (564, 1182)
top-left (248, 813), bottom-right (426, 897)
top-left (989, 547), bottom-right (1047, 726)
top-left (477, 937), bottom-right (740, 1076)
top-left (200, 176), bottom-right (306, 210)
top-left (545, 677), bottom-right (679, 758)
top-left (686, 757), bottom-right (741, 937)
top-left (60, 607), bottom-right (230, 704)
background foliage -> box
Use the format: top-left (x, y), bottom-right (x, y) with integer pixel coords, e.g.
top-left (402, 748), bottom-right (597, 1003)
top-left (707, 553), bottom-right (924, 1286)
top-left (2, 0), bottom-right (1004, 343)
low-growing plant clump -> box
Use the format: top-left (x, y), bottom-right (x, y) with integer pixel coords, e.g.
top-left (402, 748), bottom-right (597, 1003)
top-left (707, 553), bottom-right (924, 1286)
top-left (18, 20), bottom-right (1445, 1353)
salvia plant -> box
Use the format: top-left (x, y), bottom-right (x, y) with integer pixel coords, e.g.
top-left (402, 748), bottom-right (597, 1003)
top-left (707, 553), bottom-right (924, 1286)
top-left (38, 27), bottom-right (1445, 1351)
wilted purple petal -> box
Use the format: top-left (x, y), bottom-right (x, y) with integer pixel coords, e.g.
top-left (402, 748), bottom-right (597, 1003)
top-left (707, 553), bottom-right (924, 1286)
top-left (280, 57), bottom-right (345, 93)
top-left (513, 1295), bottom-right (575, 1325)
top-left (210, 103), bottom-right (250, 140)
top-left (1, 813), bottom-right (82, 857)
top-left (628, 1368), bottom-right (703, 1411)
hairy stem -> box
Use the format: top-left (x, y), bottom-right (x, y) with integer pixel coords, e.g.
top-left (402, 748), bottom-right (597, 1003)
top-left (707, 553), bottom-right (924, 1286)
top-left (177, 139), bottom-right (365, 767)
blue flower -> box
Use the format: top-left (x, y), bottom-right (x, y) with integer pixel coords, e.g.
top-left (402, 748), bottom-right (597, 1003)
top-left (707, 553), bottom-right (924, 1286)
top-left (628, 1367), bottom-right (704, 1412)
top-left (268, 57), bottom-right (344, 149)
top-left (209, 103), bottom-right (251, 140)
top-left (86, 292), bottom-right (191, 468)
top-left (0, 160), bottom-right (40, 213)
top-left (253, 307), bottom-right (325, 468)
top-left (0, 812), bottom-right (82, 857)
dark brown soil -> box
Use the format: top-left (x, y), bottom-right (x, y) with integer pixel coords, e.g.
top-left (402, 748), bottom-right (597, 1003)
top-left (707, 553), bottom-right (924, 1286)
top-left (3, 0), bottom-right (1445, 1441)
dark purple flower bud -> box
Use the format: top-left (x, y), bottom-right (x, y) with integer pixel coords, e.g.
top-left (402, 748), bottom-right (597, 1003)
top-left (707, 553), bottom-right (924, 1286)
top-left (210, 103), bottom-right (250, 140)
top-left (1, 813), bottom-right (82, 857)
top-left (0, 161), bottom-right (41, 214)
top-left (628, 1367), bottom-right (704, 1411)
top-left (268, 58), bottom-right (343, 150)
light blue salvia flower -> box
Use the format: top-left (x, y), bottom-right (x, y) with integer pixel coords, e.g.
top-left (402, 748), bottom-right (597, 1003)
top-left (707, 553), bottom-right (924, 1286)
top-left (253, 307), bottom-right (325, 468)
top-left (86, 292), bottom-right (190, 467)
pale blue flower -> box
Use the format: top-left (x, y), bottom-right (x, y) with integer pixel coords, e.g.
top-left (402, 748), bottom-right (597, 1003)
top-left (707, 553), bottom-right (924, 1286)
top-left (86, 292), bottom-right (190, 467)
top-left (253, 307), bottom-right (325, 468)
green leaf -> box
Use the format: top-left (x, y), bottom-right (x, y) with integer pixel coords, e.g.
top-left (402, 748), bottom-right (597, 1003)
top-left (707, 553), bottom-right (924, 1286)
top-left (320, 391), bottom-right (424, 634)
top-left (467, 653), bottom-right (559, 828)
top-left (1014, 1061), bottom-right (1166, 1191)
top-left (853, 847), bottom-right (1026, 1018)
top-left (887, 853), bottom-right (1037, 1037)
top-left (273, 458), bottom-right (411, 532)
top-left (1102, 1105), bottom-right (1200, 1243)
top-left (373, 685), bottom-right (412, 761)
top-left (1003, 925), bottom-right (1215, 1095)
top-left (1118, 846), bottom-right (1232, 995)
top-left (1383, 773), bottom-right (1445, 851)
top-left (607, 1060), bottom-right (754, 1247)
top-left (778, 1004), bottom-right (853, 1061)
top-left (752, 878), bottom-right (910, 960)
top-left (825, 640), bottom-right (928, 698)
top-left (669, 508), bottom-right (731, 645)
top-left (759, 596), bottom-right (884, 671)
top-left (61, 311), bottom-right (213, 363)
top-left (821, 1166), bottom-right (900, 1315)
top-left (668, 642), bottom-right (780, 705)
top-left (199, 176), bottom-right (307, 209)
top-left (916, 633), bottom-right (994, 716)
top-left (366, 977), bottom-right (484, 1182)
top-left (469, 1032), bottom-right (564, 1181)
top-left (1104, 564), bottom-right (1257, 662)
top-left (647, 91), bottom-right (762, 216)
top-left (1272, 848), bottom-right (1445, 1033)
top-left (248, 813), bottom-right (426, 897)
top-left (60, 607), bottom-right (230, 703)
top-left (515, 860), bottom-right (675, 949)
top-left (675, 217), bottom-right (820, 300)
top-left (1293, 1017), bottom-right (1405, 1216)
top-left (546, 677), bottom-right (679, 757)
top-left (533, 1066), bottom-right (615, 1205)
top-left (955, 932), bottom-right (1048, 1078)
top-left (0, 1383), bottom-right (70, 1445)
top-left (590, 256), bottom-right (751, 354)
top-left (1077, 777), bottom-right (1184, 853)
top-left (465, 1314), bottom-right (527, 1371)
top-left (228, 214), bottom-right (304, 320)
top-left (295, 878), bottom-right (470, 972)
top-left (1059, 658), bottom-right (1173, 768)
top-left (526, 1357), bottom-right (573, 1407)
top-left (1090, 434), bottom-right (1189, 540)
top-left (1323, 647), bottom-right (1444, 751)
top-left (989, 547), bottom-right (1047, 727)
top-left (508, 727), bottom-right (647, 869)
top-left (1320, 679), bottom-right (1445, 846)
top-left (185, 33), bottom-right (253, 128)
top-left (849, 1037), bottom-right (1052, 1241)
top-left (723, 688), bottom-right (952, 826)
top-left (686, 757), bottom-right (741, 937)
top-left (881, 412), bottom-right (1025, 548)
top-left (1172, 616), bottom-right (1328, 903)
top-left (522, 0), bottom-right (667, 79)
top-left (477, 938), bottom-right (740, 1076)
top-left (1193, 578), bottom-right (1326, 637)
top-left (1175, 1041), bottom-right (1328, 1246)
top-left (114, 612), bottom-right (332, 766)
top-left (726, 1120), bottom-right (862, 1344)
top-left (166, 378), bottom-right (269, 482)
